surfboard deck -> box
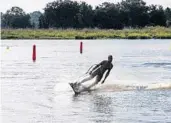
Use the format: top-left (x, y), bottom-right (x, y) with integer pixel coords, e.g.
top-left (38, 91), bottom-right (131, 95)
top-left (69, 82), bottom-right (90, 95)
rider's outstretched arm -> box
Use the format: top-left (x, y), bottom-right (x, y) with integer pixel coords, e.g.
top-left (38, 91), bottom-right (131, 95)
top-left (101, 65), bottom-right (113, 84)
top-left (90, 61), bottom-right (105, 74)
top-left (90, 64), bottom-right (100, 72)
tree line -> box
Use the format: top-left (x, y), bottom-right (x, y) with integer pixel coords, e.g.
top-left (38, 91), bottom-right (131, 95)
top-left (1, 0), bottom-right (171, 29)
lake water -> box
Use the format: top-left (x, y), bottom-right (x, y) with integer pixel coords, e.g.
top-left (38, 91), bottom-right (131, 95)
top-left (1, 39), bottom-right (171, 123)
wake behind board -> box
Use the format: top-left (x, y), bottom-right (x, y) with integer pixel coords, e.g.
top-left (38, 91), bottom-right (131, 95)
top-left (69, 83), bottom-right (90, 94)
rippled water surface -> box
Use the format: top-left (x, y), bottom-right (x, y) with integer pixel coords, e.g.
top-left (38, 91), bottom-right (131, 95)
top-left (1, 39), bottom-right (171, 123)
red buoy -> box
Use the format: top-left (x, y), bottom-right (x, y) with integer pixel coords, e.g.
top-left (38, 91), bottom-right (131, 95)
top-left (32, 45), bottom-right (36, 62)
top-left (80, 42), bottom-right (83, 54)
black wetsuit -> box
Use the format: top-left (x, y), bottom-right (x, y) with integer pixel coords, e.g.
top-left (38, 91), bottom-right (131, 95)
top-left (91, 60), bottom-right (113, 82)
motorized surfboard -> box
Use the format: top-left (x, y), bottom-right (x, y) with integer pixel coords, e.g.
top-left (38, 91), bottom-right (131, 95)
top-left (69, 82), bottom-right (90, 94)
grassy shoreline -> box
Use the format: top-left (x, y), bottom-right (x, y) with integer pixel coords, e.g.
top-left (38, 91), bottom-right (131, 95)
top-left (1, 27), bottom-right (171, 40)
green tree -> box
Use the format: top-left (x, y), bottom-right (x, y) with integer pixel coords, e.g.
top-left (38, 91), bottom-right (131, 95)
top-left (120, 0), bottom-right (149, 27)
top-left (39, 0), bottom-right (169, 29)
top-left (30, 11), bottom-right (42, 28)
top-left (2, 6), bottom-right (31, 28)
top-left (39, 14), bottom-right (49, 28)
top-left (1, 12), bottom-right (6, 28)
top-left (165, 7), bottom-right (171, 27)
top-left (149, 5), bottom-right (166, 26)
top-left (43, 0), bottom-right (80, 28)
top-left (75, 2), bottom-right (94, 28)
top-left (94, 2), bottom-right (124, 29)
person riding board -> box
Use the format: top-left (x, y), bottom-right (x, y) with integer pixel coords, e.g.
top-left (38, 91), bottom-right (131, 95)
top-left (75, 55), bottom-right (113, 89)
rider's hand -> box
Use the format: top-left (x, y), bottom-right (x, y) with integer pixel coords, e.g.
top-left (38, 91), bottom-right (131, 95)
top-left (101, 80), bottom-right (105, 84)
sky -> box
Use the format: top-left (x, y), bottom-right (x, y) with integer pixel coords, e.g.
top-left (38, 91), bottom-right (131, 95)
top-left (0, 0), bottom-right (171, 13)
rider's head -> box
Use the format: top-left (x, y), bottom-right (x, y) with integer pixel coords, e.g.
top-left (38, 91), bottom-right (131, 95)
top-left (108, 55), bottom-right (113, 62)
